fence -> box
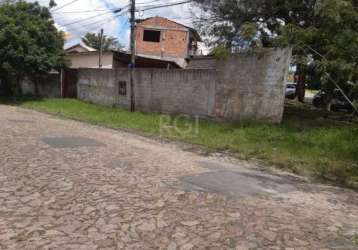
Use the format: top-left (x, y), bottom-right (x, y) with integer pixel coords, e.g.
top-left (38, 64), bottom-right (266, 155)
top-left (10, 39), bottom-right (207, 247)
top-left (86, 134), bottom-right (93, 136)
top-left (77, 48), bottom-right (291, 122)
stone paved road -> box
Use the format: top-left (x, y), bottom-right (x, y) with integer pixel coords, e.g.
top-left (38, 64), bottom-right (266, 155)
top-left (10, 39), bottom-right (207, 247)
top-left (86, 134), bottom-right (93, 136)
top-left (0, 105), bottom-right (358, 250)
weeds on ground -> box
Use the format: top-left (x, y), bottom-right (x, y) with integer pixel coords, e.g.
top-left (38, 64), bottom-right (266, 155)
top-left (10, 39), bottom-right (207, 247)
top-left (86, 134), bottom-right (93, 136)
top-left (1, 97), bottom-right (357, 187)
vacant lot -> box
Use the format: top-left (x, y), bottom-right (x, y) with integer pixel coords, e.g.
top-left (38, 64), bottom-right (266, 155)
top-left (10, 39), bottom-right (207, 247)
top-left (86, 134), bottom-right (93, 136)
top-left (1, 97), bottom-right (357, 187)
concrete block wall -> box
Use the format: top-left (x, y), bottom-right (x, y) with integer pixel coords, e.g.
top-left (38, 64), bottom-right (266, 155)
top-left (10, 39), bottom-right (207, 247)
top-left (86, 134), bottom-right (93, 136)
top-left (76, 48), bottom-right (291, 123)
top-left (20, 73), bottom-right (61, 98)
top-left (134, 70), bottom-right (216, 118)
top-left (216, 48), bottom-right (292, 122)
top-left (78, 68), bottom-right (216, 118)
top-left (78, 69), bottom-right (129, 107)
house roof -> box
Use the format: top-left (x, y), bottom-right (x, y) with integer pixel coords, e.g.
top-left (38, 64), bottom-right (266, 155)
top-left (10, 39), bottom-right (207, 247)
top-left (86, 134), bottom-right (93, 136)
top-left (114, 51), bottom-right (186, 68)
top-left (65, 50), bottom-right (185, 69)
top-left (65, 42), bottom-right (97, 53)
top-left (136, 16), bottom-right (202, 42)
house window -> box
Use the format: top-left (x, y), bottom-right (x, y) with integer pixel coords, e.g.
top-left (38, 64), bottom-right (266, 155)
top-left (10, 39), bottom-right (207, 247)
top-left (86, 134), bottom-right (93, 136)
top-left (118, 81), bottom-right (127, 96)
top-left (143, 30), bottom-right (161, 42)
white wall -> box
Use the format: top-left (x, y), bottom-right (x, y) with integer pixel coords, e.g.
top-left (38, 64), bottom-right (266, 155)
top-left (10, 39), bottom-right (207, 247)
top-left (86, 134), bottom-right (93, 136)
top-left (66, 52), bottom-right (114, 69)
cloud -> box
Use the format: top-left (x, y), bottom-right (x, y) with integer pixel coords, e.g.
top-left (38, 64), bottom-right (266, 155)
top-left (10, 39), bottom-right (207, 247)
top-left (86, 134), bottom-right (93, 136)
top-left (137, 1), bottom-right (195, 26)
top-left (26, 0), bottom-right (204, 51)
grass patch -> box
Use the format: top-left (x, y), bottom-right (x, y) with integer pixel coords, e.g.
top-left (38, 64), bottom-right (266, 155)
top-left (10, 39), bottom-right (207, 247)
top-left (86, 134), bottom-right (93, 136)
top-left (1, 97), bottom-right (358, 187)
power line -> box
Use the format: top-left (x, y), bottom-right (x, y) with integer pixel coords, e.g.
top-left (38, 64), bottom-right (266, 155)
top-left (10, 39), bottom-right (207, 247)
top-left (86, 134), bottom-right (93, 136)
top-left (65, 15), bottom-right (114, 32)
top-left (85, 17), bottom-right (120, 31)
top-left (136, 0), bottom-right (164, 6)
top-left (53, 9), bottom-right (114, 14)
top-left (136, 0), bottom-right (188, 7)
top-left (87, 13), bottom-right (126, 29)
top-left (53, 0), bottom-right (131, 14)
top-left (60, 0), bottom-right (193, 47)
top-left (55, 0), bottom-right (191, 27)
top-left (297, 44), bottom-right (358, 114)
top-left (66, 11), bottom-right (128, 32)
top-left (51, 0), bottom-right (80, 12)
top-left (138, 0), bottom-right (193, 11)
top-left (62, 8), bottom-right (123, 27)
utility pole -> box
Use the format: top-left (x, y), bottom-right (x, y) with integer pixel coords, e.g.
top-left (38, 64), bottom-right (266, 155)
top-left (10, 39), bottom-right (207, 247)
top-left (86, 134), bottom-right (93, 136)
top-left (98, 28), bottom-right (103, 68)
top-left (129, 0), bottom-right (136, 112)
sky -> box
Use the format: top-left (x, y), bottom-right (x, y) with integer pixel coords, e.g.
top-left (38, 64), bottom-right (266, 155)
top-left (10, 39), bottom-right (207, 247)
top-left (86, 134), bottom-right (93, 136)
top-left (27, 0), bottom-right (199, 50)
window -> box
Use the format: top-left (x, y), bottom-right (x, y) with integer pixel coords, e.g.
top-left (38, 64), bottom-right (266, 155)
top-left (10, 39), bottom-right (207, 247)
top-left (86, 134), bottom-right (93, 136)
top-left (143, 30), bottom-right (161, 42)
top-left (118, 81), bottom-right (127, 96)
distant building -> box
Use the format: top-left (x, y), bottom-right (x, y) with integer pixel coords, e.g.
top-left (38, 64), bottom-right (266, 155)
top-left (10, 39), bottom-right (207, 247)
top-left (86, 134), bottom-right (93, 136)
top-left (135, 16), bottom-right (202, 60)
top-left (64, 43), bottom-right (181, 69)
top-left (65, 43), bottom-right (115, 69)
top-left (65, 42), bottom-right (97, 53)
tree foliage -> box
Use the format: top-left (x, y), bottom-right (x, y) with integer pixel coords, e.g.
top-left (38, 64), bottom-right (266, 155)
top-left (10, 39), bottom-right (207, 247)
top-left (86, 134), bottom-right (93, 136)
top-left (193, 0), bottom-right (316, 49)
top-left (82, 32), bottom-right (123, 51)
top-left (194, 0), bottom-right (358, 104)
top-left (0, 1), bottom-right (66, 79)
top-left (277, 1), bottom-right (358, 92)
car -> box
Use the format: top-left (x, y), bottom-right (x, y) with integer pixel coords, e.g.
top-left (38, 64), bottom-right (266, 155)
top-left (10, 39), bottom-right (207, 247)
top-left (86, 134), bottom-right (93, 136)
top-left (285, 84), bottom-right (297, 99)
top-left (313, 89), bottom-right (354, 112)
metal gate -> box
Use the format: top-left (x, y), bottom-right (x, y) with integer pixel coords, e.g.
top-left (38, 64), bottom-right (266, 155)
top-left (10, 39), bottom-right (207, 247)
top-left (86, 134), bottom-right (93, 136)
top-left (61, 69), bottom-right (78, 98)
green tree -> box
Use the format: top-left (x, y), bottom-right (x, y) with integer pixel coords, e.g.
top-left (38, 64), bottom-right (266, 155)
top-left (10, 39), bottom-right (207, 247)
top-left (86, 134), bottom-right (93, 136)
top-left (194, 0), bottom-right (358, 107)
top-left (0, 0), bottom-right (66, 95)
top-left (193, 0), bottom-right (317, 101)
top-left (193, 0), bottom-right (315, 49)
top-left (277, 0), bottom-right (358, 106)
top-left (49, 0), bottom-right (57, 9)
top-left (82, 32), bottom-right (123, 51)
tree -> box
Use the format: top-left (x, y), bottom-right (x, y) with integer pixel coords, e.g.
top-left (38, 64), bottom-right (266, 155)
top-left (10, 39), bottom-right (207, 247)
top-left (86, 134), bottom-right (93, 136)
top-left (276, 0), bottom-right (358, 106)
top-left (193, 0), bottom-right (316, 49)
top-left (49, 0), bottom-right (57, 9)
top-left (82, 32), bottom-right (124, 51)
top-left (0, 0), bottom-right (66, 95)
top-left (194, 0), bottom-right (358, 107)
top-left (193, 0), bottom-right (316, 102)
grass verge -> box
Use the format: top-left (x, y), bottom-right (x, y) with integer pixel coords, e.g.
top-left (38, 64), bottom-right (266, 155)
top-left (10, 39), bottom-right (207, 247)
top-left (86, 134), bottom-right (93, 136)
top-left (1, 97), bottom-right (358, 188)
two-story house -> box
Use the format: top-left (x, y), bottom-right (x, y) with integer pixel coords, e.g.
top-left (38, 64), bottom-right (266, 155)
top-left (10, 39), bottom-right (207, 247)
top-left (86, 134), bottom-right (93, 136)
top-left (135, 16), bottom-right (201, 60)
top-left (64, 17), bottom-right (202, 69)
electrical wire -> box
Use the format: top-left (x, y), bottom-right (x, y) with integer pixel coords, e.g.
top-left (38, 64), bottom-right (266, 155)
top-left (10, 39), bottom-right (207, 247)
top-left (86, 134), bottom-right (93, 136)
top-left (54, 9), bottom-right (115, 14)
top-left (138, 0), bottom-right (193, 11)
top-left (62, 8), bottom-right (123, 27)
top-left (66, 10), bottom-right (128, 32)
top-left (136, 0), bottom-right (164, 6)
top-left (60, 0), bottom-right (194, 42)
top-left (51, 0), bottom-right (80, 13)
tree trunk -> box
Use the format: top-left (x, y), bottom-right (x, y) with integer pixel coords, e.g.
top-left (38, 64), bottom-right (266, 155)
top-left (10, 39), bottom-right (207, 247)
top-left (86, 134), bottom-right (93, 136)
top-left (296, 64), bottom-right (306, 103)
top-left (34, 76), bottom-right (39, 96)
top-left (16, 75), bottom-right (22, 96)
top-left (0, 74), bottom-right (11, 96)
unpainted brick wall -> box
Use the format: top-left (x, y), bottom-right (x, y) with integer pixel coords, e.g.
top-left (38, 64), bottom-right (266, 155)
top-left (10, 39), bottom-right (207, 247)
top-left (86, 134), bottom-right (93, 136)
top-left (77, 48), bottom-right (291, 123)
top-left (135, 17), bottom-right (189, 58)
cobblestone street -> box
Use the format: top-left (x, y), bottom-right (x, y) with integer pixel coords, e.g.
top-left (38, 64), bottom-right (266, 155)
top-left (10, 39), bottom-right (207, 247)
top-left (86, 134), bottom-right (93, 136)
top-left (0, 105), bottom-right (357, 249)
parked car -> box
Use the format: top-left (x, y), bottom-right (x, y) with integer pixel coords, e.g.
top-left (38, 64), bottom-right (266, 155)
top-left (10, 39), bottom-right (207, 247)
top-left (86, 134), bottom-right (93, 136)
top-left (285, 84), bottom-right (297, 99)
top-left (313, 89), bottom-right (354, 112)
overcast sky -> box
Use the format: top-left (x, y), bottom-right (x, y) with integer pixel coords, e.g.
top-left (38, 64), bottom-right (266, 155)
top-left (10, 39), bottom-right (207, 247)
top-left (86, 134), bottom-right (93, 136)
top-left (27, 0), bottom-right (198, 49)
